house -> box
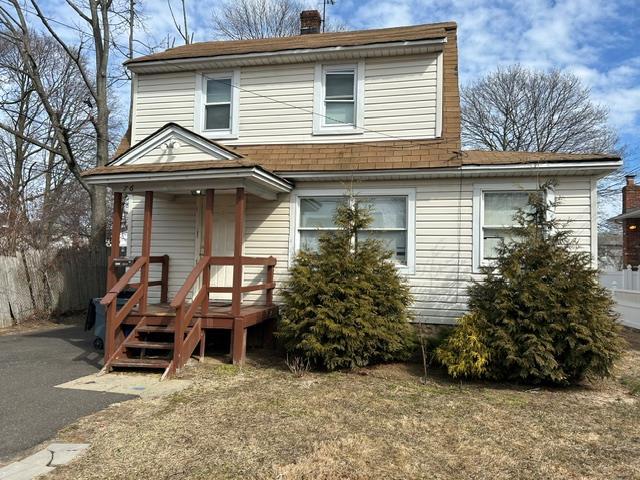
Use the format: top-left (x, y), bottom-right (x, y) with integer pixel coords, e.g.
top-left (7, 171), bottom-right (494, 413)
top-left (610, 175), bottom-right (640, 267)
top-left (82, 10), bottom-right (621, 377)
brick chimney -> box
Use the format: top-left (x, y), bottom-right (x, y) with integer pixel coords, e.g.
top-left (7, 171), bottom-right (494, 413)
top-left (623, 175), bottom-right (640, 212)
top-left (622, 175), bottom-right (640, 266)
top-left (300, 10), bottom-right (322, 35)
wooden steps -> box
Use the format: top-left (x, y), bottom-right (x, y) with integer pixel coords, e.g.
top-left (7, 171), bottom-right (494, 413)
top-left (111, 358), bottom-right (170, 369)
top-left (103, 315), bottom-right (203, 378)
top-left (124, 340), bottom-right (173, 349)
top-left (137, 325), bottom-right (177, 333)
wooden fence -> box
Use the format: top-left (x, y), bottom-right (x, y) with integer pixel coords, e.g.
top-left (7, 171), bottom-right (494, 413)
top-left (0, 246), bottom-right (108, 328)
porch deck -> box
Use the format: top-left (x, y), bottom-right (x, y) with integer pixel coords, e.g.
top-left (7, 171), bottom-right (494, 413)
top-left (125, 302), bottom-right (279, 329)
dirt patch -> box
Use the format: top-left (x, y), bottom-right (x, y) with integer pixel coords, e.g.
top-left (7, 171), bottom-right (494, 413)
top-left (46, 330), bottom-right (640, 480)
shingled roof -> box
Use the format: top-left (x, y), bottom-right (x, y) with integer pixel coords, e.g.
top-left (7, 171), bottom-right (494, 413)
top-left (86, 133), bottom-right (619, 178)
top-left (126, 22), bottom-right (455, 65)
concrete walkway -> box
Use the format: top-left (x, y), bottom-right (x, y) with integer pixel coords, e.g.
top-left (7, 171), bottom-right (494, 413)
top-left (0, 325), bottom-right (134, 464)
top-left (0, 443), bottom-right (89, 480)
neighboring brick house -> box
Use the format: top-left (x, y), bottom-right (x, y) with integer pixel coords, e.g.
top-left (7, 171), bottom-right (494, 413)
top-left (611, 175), bottom-right (640, 266)
top-left (82, 11), bottom-right (622, 376)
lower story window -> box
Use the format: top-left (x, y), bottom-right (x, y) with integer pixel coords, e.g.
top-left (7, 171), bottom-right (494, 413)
top-left (482, 191), bottom-right (531, 260)
top-left (297, 194), bottom-right (410, 266)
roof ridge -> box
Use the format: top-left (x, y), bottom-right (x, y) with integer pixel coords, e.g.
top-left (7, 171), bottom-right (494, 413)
top-left (161, 21), bottom-right (457, 52)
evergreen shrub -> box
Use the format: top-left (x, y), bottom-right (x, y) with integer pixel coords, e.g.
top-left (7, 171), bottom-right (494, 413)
top-left (277, 198), bottom-right (415, 370)
top-left (436, 183), bottom-right (624, 385)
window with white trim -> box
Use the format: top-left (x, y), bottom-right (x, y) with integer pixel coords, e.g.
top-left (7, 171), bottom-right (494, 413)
top-left (481, 191), bottom-right (531, 261)
top-left (473, 184), bottom-right (555, 272)
top-left (313, 62), bottom-right (364, 134)
top-left (324, 67), bottom-right (356, 125)
top-left (295, 192), bottom-right (414, 270)
top-left (195, 71), bottom-right (239, 139)
top-left (204, 76), bottom-right (232, 130)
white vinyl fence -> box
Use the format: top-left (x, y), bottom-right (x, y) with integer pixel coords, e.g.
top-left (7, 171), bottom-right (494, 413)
top-left (600, 265), bottom-right (640, 329)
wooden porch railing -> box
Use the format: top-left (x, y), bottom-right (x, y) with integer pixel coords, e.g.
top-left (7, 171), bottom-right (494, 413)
top-left (101, 255), bottom-right (170, 365)
top-left (169, 255), bottom-right (276, 371)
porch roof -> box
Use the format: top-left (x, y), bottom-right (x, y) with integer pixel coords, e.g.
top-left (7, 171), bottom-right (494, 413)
top-left (83, 124), bottom-right (293, 199)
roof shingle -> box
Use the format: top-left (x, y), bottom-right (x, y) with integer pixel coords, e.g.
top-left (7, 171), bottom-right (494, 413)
top-left (126, 22), bottom-right (456, 65)
top-left (88, 138), bottom-right (619, 178)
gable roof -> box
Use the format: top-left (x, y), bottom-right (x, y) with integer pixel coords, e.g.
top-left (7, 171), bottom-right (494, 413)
top-left (109, 122), bottom-right (243, 167)
top-left (126, 22), bottom-right (456, 66)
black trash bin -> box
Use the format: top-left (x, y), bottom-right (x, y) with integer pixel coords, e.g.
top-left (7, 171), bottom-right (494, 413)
top-left (88, 290), bottom-right (135, 350)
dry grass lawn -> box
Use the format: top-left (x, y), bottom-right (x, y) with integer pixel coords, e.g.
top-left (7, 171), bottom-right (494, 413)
top-left (48, 328), bottom-right (640, 480)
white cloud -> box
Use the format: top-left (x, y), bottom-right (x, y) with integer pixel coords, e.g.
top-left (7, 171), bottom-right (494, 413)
top-left (351, 0), bottom-right (640, 137)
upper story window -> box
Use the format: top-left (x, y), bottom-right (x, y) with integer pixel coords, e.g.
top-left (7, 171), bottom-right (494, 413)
top-left (292, 189), bottom-right (416, 273)
top-left (195, 70), bottom-right (240, 139)
top-left (205, 76), bottom-right (232, 130)
top-left (313, 62), bottom-right (364, 135)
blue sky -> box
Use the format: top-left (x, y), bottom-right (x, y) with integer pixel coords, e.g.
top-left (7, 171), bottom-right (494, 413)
top-left (33, 0), bottom-right (640, 171)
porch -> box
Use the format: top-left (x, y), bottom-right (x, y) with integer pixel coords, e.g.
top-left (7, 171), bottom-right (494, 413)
top-left (100, 187), bottom-right (281, 378)
top-left (81, 125), bottom-right (293, 378)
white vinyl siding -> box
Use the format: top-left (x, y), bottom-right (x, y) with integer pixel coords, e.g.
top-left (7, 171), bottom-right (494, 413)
top-left (127, 176), bottom-right (595, 324)
top-left (131, 54), bottom-right (439, 144)
top-left (128, 195), bottom-right (197, 303)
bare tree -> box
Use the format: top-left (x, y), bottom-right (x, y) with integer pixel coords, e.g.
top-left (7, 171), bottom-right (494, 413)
top-left (0, 33), bottom-right (95, 252)
top-left (212, 0), bottom-right (345, 40)
top-left (168, 0), bottom-right (193, 45)
top-left (461, 65), bottom-right (618, 154)
top-left (0, 0), bottom-right (118, 247)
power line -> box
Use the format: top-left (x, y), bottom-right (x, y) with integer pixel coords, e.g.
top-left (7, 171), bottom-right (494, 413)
top-left (0, 0), bottom-right (461, 155)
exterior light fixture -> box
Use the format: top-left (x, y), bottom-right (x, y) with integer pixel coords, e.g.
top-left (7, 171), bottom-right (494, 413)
top-left (629, 224), bottom-right (637, 231)
top-left (161, 140), bottom-right (181, 151)
top-left (191, 190), bottom-right (203, 196)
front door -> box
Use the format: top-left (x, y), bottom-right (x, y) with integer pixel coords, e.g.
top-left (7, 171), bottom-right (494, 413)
top-left (197, 193), bottom-right (235, 302)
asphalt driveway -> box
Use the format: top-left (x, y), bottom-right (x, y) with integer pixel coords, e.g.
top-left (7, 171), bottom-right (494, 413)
top-left (0, 325), bottom-right (134, 463)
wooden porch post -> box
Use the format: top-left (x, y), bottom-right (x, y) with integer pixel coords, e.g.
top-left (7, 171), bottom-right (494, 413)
top-left (202, 189), bottom-right (214, 315)
top-left (105, 191), bottom-right (122, 362)
top-left (107, 191), bottom-right (123, 291)
top-left (139, 191), bottom-right (154, 313)
top-left (231, 187), bottom-right (245, 316)
top-left (231, 187), bottom-right (246, 364)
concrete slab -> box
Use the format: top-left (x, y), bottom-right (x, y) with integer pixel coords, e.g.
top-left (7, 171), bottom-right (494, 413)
top-left (47, 444), bottom-right (89, 467)
top-left (0, 462), bottom-right (54, 480)
top-left (0, 443), bottom-right (88, 480)
top-left (55, 372), bottom-right (192, 399)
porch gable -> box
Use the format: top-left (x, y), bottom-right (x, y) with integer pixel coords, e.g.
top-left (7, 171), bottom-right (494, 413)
top-left (111, 122), bottom-right (242, 167)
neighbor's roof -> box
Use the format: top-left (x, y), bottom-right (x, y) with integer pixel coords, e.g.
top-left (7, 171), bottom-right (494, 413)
top-left (125, 22), bottom-right (456, 65)
top-left (610, 208), bottom-right (640, 222)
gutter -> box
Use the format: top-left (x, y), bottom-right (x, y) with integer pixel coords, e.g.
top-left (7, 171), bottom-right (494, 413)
top-left (278, 160), bottom-right (623, 180)
top-left (126, 38), bottom-right (447, 71)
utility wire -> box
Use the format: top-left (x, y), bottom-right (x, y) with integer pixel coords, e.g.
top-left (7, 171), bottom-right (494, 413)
top-left (0, 0), bottom-right (460, 156)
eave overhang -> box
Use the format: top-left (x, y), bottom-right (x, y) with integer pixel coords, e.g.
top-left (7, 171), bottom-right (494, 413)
top-left (84, 166), bottom-right (293, 200)
top-left (277, 160), bottom-right (623, 182)
top-left (126, 38), bottom-right (446, 74)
